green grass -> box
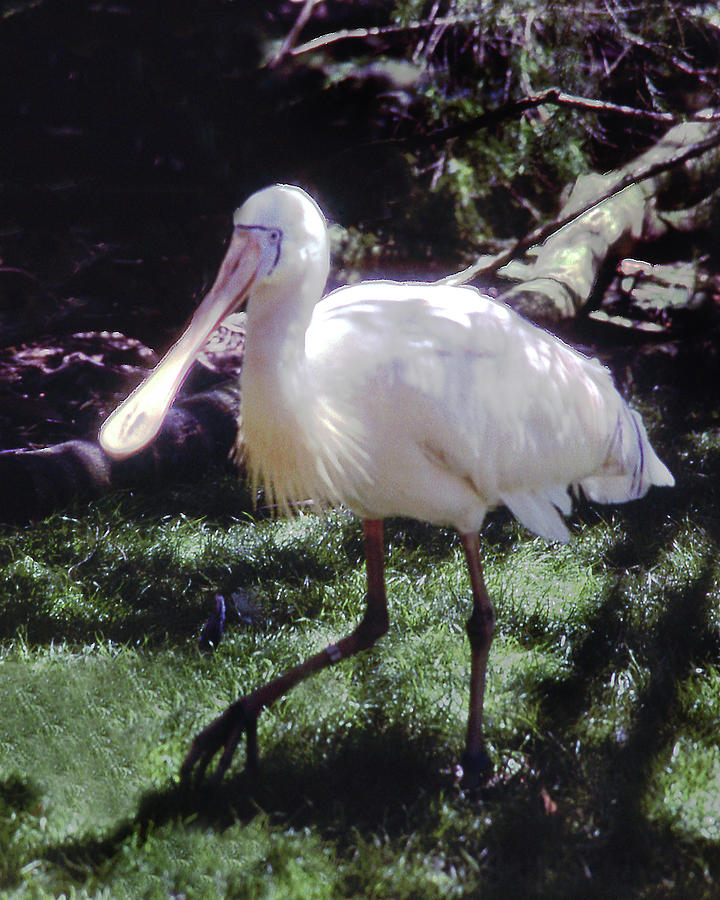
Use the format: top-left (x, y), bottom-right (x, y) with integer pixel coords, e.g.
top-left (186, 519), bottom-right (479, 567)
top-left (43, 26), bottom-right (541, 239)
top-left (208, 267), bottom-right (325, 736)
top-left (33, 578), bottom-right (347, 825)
top-left (2, 384), bottom-right (720, 897)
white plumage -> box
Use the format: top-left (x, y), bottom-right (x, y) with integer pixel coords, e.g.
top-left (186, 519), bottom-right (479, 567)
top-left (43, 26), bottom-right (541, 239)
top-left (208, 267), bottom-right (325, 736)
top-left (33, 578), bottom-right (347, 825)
top-left (99, 184), bottom-right (674, 785)
top-left (233, 190), bottom-right (672, 539)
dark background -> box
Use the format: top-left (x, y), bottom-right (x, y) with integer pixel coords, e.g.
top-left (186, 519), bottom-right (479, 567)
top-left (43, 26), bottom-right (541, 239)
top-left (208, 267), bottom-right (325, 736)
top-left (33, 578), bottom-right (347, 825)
top-left (1, 0), bottom-right (719, 452)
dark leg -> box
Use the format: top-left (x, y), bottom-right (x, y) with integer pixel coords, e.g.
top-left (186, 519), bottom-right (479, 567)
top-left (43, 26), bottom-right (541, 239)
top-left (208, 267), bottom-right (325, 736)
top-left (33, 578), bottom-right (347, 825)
top-left (459, 532), bottom-right (495, 785)
top-left (181, 519), bottom-right (389, 784)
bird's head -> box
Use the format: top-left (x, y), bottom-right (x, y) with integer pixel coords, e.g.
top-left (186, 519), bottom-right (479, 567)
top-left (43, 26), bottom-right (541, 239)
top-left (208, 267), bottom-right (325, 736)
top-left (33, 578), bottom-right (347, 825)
top-left (98, 184), bottom-right (329, 460)
top-left (228, 184), bottom-right (329, 301)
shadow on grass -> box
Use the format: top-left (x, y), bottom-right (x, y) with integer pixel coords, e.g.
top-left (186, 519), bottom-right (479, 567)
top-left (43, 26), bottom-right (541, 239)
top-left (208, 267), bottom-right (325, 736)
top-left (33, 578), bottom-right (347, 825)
top-left (524, 548), bottom-right (720, 895)
top-left (32, 725), bottom-right (452, 883)
top-left (18, 551), bottom-right (720, 893)
top-left (30, 690), bottom-right (720, 899)
top-left (0, 504), bottom-right (472, 650)
top-left (21, 540), bottom-right (720, 897)
top-left (9, 376), bottom-right (720, 894)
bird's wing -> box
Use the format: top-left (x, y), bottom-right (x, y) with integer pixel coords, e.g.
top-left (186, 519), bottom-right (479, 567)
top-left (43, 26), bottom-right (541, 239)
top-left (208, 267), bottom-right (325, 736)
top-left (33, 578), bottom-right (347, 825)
top-left (308, 282), bottom-right (669, 539)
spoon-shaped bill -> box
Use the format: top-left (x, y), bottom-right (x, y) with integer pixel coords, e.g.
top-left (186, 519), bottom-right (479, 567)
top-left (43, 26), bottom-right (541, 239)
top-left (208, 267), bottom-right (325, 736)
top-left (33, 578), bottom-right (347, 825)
top-left (99, 229), bottom-right (262, 460)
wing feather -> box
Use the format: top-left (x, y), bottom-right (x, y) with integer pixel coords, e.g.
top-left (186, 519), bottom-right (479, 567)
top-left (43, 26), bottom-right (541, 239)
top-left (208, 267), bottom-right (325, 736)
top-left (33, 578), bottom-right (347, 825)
top-left (305, 281), bottom-right (672, 537)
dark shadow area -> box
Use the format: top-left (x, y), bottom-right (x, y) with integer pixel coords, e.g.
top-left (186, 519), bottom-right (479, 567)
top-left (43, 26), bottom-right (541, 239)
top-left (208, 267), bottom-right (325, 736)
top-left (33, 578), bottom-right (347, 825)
top-left (0, 1), bottom-right (458, 370)
top-left (30, 724), bottom-right (451, 886)
top-left (0, 773), bottom-right (45, 887)
top-left (518, 557), bottom-right (720, 896)
top-left (23, 636), bottom-right (720, 900)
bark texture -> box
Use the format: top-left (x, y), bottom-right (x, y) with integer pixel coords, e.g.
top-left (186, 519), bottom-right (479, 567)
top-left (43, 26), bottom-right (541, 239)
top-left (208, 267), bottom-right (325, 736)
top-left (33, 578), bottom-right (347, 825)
top-left (498, 113), bottom-right (720, 320)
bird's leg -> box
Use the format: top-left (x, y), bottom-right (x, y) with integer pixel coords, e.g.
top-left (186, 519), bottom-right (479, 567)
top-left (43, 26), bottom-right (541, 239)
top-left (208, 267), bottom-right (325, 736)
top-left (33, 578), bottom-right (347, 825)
top-left (180, 519), bottom-right (389, 785)
top-left (460, 532), bottom-right (495, 786)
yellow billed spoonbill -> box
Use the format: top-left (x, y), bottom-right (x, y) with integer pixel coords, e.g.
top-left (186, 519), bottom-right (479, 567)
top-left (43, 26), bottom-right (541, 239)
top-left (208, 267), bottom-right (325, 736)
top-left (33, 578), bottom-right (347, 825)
top-left (99, 184), bottom-right (674, 786)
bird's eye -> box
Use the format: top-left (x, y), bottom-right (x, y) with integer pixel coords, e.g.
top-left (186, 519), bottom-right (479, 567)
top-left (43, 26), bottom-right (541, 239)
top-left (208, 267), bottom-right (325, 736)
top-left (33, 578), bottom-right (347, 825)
top-left (268, 229), bottom-right (281, 243)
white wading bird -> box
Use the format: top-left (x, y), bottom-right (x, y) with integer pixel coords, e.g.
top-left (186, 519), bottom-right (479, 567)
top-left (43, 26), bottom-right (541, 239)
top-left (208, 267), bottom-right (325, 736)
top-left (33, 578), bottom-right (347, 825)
top-left (99, 184), bottom-right (674, 786)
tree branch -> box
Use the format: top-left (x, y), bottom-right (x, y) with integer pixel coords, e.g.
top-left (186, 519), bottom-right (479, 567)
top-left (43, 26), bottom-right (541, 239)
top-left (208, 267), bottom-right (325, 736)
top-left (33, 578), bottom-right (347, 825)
top-left (284, 17), bottom-right (475, 60)
top-left (440, 121), bottom-right (720, 287)
top-left (268, 0), bottom-right (324, 69)
top-left (391, 89), bottom-right (678, 151)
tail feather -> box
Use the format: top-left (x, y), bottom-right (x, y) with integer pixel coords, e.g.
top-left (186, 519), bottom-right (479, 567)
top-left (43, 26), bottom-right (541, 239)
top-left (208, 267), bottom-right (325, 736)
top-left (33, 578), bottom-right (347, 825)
top-left (580, 408), bottom-right (674, 504)
top-left (499, 405), bottom-right (672, 543)
top-left (502, 488), bottom-right (571, 543)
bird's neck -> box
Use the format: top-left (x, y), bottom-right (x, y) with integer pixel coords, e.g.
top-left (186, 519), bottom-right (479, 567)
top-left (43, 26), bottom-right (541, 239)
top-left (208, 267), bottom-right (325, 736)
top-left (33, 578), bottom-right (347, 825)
top-left (239, 275), bottom-right (322, 509)
top-left (241, 240), bottom-right (329, 376)
top-left (242, 277), bottom-right (314, 384)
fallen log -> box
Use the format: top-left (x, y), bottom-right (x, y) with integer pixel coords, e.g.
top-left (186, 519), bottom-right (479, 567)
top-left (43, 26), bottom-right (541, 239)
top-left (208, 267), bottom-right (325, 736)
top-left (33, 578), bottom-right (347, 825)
top-left (447, 110), bottom-right (720, 322)
top-left (0, 381), bottom-right (240, 523)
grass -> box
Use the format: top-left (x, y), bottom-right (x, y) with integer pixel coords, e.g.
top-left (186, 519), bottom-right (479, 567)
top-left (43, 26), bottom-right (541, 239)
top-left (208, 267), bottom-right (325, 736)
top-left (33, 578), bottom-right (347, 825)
top-left (2, 378), bottom-right (720, 897)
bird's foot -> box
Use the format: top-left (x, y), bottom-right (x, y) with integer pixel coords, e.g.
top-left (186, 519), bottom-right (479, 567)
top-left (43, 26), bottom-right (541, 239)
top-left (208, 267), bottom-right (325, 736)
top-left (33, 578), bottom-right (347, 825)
top-left (180, 696), bottom-right (259, 786)
top-left (458, 747), bottom-right (494, 791)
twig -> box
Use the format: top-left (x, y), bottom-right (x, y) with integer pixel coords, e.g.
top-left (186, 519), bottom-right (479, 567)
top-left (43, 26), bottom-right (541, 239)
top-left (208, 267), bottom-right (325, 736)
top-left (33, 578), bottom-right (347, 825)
top-left (269, 0), bottom-right (323, 69)
top-left (392, 89), bottom-right (677, 151)
top-left (412, 0), bottom-right (442, 63)
top-left (602, 0), bottom-right (720, 103)
top-left (439, 125), bottom-right (720, 285)
top-left (287, 17), bottom-right (475, 59)
top-left (0, 265), bottom-right (44, 285)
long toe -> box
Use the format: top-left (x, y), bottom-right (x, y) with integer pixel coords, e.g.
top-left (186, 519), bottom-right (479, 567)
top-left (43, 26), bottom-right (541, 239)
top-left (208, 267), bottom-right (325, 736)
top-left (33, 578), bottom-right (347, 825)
top-left (181, 698), bottom-right (256, 785)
